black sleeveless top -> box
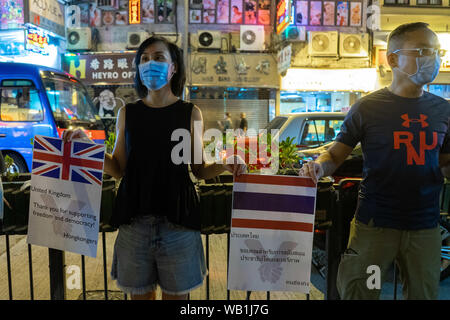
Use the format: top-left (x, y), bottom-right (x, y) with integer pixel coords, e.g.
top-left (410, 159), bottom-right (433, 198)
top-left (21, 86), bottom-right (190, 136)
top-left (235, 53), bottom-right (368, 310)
top-left (110, 99), bottom-right (200, 230)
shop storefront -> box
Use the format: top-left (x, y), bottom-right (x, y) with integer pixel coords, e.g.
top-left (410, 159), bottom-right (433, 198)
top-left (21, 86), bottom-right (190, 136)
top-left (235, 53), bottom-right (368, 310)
top-left (188, 53), bottom-right (279, 131)
top-left (62, 52), bottom-right (138, 134)
top-left (0, 0), bottom-right (66, 69)
top-left (280, 68), bottom-right (377, 114)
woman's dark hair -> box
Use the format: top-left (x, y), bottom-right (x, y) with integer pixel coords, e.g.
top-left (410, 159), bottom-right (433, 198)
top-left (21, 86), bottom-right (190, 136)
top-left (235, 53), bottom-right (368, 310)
top-left (134, 36), bottom-right (186, 98)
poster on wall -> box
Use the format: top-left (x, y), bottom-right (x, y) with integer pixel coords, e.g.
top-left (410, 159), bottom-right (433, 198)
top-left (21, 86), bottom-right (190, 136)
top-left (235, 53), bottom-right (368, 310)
top-left (203, 9), bottom-right (215, 23)
top-left (157, 0), bottom-right (165, 22)
top-left (1, 0), bottom-right (25, 29)
top-left (89, 3), bottom-right (102, 27)
top-left (258, 0), bottom-right (270, 25)
top-left (79, 3), bottom-right (90, 27)
top-left (102, 10), bottom-right (115, 26)
top-left (166, 0), bottom-right (174, 22)
top-left (323, 1), bottom-right (335, 26)
top-left (244, 0), bottom-right (257, 24)
top-left (92, 86), bottom-right (126, 118)
top-left (142, 0), bottom-right (155, 23)
top-left (336, 1), bottom-right (348, 26)
top-left (115, 10), bottom-right (128, 24)
top-left (203, 0), bottom-right (216, 23)
top-left (217, 0), bottom-right (230, 23)
top-left (231, 0), bottom-right (243, 24)
top-left (309, 1), bottom-right (321, 26)
top-left (190, 9), bottom-right (202, 23)
top-left (295, 0), bottom-right (307, 25)
top-left (350, 2), bottom-right (362, 26)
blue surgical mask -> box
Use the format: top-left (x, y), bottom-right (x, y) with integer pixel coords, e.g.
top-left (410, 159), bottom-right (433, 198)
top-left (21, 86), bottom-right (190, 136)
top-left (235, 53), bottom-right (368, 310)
top-left (398, 53), bottom-right (441, 85)
top-left (139, 60), bottom-right (172, 91)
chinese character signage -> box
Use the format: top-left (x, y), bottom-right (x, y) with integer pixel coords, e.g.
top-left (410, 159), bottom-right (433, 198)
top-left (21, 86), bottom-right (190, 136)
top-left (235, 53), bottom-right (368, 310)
top-left (189, 53), bottom-right (279, 88)
top-left (62, 53), bottom-right (136, 85)
top-left (129, 0), bottom-right (141, 24)
top-left (26, 27), bottom-right (50, 55)
top-left (27, 0), bottom-right (65, 37)
top-left (277, 44), bottom-right (291, 75)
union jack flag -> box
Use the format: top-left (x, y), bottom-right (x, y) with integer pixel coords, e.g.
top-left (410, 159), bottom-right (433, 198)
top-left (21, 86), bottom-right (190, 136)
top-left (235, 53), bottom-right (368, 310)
top-left (32, 135), bottom-right (105, 186)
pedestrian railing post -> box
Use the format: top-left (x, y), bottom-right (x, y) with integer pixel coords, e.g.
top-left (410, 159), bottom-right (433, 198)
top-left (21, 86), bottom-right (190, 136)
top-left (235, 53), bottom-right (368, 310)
top-left (48, 248), bottom-right (66, 300)
top-left (27, 244), bottom-right (34, 300)
top-left (102, 231), bottom-right (108, 300)
top-left (81, 255), bottom-right (87, 300)
top-left (206, 234), bottom-right (210, 300)
top-left (6, 234), bottom-right (13, 300)
top-left (393, 263), bottom-right (398, 300)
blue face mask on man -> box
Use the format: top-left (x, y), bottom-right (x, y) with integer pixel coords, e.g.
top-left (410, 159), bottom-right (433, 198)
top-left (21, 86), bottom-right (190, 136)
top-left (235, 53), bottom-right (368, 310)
top-left (139, 60), bottom-right (173, 91)
top-left (397, 53), bottom-right (441, 86)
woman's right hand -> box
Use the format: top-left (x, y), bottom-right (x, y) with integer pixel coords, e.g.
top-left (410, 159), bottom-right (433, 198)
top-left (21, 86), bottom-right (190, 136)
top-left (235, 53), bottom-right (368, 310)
top-left (62, 128), bottom-right (93, 144)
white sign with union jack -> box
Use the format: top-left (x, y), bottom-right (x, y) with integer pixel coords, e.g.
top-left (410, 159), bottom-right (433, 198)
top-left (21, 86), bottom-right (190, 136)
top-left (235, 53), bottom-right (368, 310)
top-left (26, 135), bottom-right (105, 257)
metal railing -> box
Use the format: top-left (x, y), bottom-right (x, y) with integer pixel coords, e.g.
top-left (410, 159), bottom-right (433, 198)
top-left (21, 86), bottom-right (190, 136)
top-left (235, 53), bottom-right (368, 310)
top-left (3, 178), bottom-right (447, 300)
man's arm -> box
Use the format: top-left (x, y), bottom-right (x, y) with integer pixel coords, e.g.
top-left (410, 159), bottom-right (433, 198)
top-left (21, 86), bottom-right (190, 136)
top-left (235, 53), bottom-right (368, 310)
top-left (440, 153), bottom-right (450, 178)
top-left (299, 141), bottom-right (355, 183)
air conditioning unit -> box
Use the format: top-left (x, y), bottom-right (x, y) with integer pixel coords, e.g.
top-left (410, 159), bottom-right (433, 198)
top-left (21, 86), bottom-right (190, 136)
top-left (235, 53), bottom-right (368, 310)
top-left (194, 30), bottom-right (222, 49)
top-left (127, 31), bottom-right (150, 49)
top-left (240, 25), bottom-right (265, 51)
top-left (283, 26), bottom-right (306, 42)
top-left (67, 27), bottom-right (92, 50)
top-left (308, 31), bottom-right (338, 57)
top-left (152, 33), bottom-right (182, 48)
top-left (339, 33), bottom-right (369, 58)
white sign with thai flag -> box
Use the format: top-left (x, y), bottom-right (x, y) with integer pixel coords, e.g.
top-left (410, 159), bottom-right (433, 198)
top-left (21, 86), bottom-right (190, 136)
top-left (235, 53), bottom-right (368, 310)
top-left (26, 135), bottom-right (105, 257)
top-left (227, 174), bottom-right (317, 293)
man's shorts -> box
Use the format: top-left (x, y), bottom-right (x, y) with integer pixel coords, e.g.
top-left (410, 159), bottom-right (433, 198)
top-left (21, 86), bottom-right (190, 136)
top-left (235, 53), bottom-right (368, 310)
top-left (111, 215), bottom-right (207, 296)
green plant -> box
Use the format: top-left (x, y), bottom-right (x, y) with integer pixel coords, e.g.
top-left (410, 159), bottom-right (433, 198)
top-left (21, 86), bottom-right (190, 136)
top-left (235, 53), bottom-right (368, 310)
top-left (105, 132), bottom-right (116, 154)
top-left (279, 137), bottom-right (301, 169)
top-left (3, 155), bottom-right (19, 181)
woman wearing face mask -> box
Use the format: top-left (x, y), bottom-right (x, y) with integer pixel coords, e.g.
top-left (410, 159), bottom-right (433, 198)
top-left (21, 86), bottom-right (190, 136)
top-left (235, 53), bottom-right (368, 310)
top-left (62, 36), bottom-right (246, 300)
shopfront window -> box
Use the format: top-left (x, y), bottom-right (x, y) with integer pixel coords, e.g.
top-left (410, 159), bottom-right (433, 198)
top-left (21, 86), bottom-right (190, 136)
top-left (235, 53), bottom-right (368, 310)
top-left (280, 91), bottom-right (361, 114)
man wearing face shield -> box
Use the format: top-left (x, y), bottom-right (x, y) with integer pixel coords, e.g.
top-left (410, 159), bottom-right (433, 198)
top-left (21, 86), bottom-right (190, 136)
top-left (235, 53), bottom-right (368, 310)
top-left (300, 22), bottom-right (450, 299)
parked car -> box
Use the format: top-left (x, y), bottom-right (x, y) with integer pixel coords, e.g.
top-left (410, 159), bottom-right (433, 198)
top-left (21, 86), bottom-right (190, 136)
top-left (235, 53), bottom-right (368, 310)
top-left (266, 112), bottom-right (346, 149)
top-left (0, 62), bottom-right (106, 173)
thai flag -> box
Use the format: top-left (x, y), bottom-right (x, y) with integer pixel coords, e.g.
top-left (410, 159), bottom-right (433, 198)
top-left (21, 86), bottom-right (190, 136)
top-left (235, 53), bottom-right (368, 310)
top-left (231, 174), bottom-right (316, 233)
top-left (32, 135), bottom-right (105, 186)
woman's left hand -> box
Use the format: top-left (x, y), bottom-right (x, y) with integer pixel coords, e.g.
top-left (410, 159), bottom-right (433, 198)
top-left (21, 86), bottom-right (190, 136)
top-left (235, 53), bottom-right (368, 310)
top-left (223, 155), bottom-right (247, 178)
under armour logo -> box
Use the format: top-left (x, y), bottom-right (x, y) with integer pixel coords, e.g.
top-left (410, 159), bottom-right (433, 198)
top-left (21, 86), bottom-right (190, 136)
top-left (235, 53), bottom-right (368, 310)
top-left (401, 114), bottom-right (429, 128)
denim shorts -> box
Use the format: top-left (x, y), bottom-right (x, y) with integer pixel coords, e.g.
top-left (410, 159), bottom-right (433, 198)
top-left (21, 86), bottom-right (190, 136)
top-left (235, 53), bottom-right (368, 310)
top-left (111, 215), bottom-right (207, 296)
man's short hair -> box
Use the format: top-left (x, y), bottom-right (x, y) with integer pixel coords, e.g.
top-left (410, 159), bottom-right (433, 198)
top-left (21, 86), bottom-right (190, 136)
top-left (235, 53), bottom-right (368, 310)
top-left (387, 22), bottom-right (430, 53)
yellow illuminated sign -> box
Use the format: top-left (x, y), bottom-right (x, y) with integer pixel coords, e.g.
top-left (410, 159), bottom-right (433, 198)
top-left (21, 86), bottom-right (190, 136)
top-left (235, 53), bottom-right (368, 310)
top-left (129, 0), bottom-right (141, 24)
